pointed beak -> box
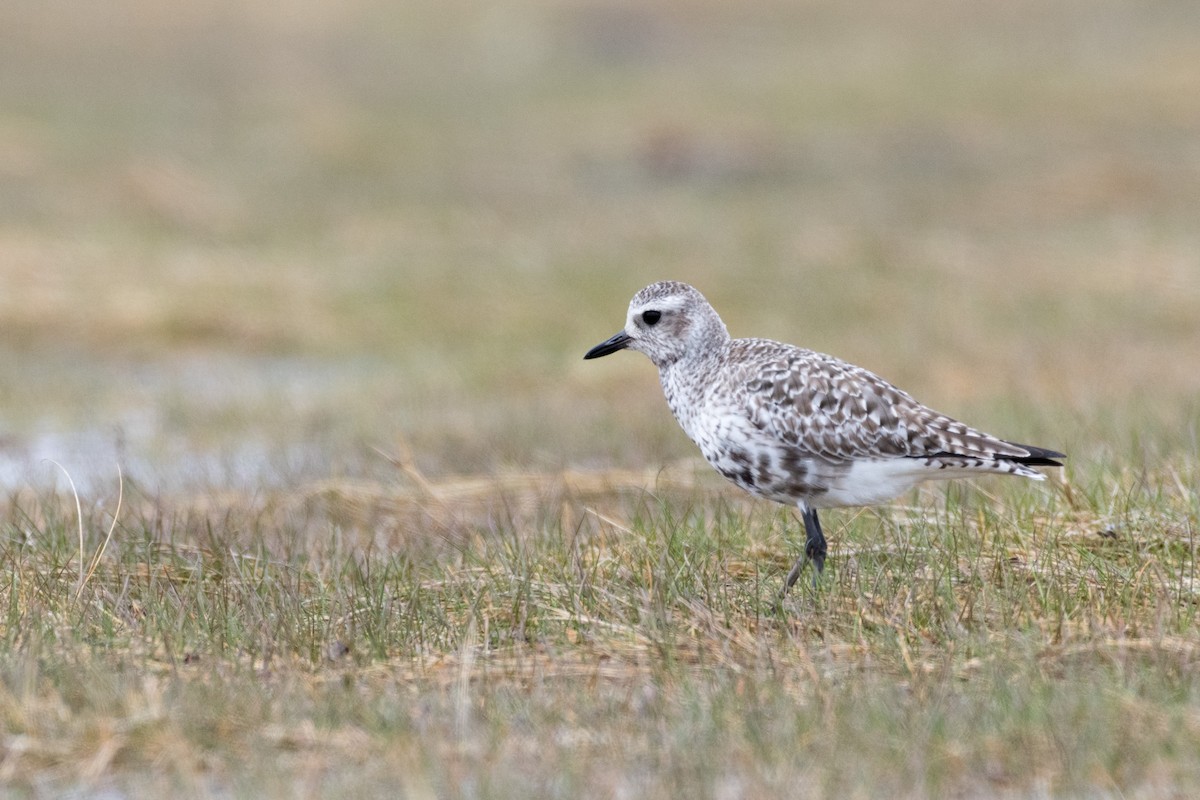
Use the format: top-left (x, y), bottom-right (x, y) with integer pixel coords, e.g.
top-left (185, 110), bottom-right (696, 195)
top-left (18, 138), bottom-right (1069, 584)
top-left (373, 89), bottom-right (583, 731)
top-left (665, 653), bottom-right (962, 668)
top-left (584, 331), bottom-right (632, 359)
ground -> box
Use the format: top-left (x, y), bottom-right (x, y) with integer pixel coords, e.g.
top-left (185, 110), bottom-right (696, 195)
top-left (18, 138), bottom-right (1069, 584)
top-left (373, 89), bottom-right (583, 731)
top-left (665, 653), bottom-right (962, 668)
top-left (1, 1), bottom-right (1198, 796)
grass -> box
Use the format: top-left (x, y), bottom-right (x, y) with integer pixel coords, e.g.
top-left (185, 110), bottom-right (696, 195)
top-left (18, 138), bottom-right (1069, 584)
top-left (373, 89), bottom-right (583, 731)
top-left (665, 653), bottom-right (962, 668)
top-left (1, 454), bottom-right (1197, 796)
top-left (2, 0), bottom-right (1200, 796)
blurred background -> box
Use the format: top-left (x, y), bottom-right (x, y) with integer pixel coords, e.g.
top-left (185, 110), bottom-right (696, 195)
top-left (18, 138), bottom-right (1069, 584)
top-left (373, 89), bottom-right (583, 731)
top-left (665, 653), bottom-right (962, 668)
top-left (1, 0), bottom-right (1197, 495)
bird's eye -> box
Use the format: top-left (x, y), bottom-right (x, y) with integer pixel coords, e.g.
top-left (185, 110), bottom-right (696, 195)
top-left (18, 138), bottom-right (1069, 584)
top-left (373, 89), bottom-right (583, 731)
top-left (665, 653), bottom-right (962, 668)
top-left (642, 310), bottom-right (662, 326)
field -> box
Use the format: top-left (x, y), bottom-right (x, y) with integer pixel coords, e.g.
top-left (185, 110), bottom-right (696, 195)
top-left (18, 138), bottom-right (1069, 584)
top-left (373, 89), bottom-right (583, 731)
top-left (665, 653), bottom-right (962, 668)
top-left (2, 0), bottom-right (1199, 796)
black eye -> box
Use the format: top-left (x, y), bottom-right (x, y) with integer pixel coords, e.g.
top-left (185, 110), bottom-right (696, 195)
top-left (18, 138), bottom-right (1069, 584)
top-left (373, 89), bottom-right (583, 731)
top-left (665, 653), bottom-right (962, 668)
top-left (642, 310), bottom-right (661, 326)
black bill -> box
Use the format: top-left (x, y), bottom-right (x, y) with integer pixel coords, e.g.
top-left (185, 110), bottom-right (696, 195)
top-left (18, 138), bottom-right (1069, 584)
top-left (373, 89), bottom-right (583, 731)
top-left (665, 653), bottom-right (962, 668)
top-left (584, 331), bottom-right (632, 359)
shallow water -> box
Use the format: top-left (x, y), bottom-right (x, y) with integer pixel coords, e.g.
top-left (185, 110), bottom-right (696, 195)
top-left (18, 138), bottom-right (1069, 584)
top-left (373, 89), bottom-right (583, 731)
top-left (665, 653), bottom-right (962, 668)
top-left (0, 350), bottom-right (397, 495)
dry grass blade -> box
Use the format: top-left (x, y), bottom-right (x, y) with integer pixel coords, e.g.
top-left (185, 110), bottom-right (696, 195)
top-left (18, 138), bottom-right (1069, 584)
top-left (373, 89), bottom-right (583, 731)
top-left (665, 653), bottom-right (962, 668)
top-left (44, 459), bottom-right (86, 594)
top-left (74, 464), bottom-right (124, 603)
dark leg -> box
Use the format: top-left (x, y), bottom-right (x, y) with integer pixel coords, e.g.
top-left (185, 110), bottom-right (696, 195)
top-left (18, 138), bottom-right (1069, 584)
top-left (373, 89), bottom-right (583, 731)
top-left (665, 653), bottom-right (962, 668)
top-left (804, 507), bottom-right (828, 575)
top-left (783, 507), bottom-right (827, 593)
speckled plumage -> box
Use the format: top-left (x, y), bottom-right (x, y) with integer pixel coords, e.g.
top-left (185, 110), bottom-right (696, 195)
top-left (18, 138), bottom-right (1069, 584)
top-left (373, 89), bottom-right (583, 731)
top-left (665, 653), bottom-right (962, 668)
top-left (584, 280), bottom-right (1064, 591)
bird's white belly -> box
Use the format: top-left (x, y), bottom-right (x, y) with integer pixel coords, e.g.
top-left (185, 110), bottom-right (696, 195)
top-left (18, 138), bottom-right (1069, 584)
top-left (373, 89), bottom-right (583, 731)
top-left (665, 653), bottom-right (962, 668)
top-left (812, 459), bottom-right (928, 508)
top-left (695, 417), bottom-right (941, 509)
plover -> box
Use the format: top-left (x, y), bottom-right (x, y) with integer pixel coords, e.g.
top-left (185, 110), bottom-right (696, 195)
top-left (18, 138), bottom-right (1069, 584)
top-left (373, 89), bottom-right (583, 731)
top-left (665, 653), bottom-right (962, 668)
top-left (584, 281), bottom-right (1064, 592)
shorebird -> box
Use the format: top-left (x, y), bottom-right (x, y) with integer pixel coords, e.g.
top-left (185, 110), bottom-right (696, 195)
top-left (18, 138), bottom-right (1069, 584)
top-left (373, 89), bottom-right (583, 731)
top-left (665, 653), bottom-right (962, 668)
top-left (584, 281), bottom-right (1064, 592)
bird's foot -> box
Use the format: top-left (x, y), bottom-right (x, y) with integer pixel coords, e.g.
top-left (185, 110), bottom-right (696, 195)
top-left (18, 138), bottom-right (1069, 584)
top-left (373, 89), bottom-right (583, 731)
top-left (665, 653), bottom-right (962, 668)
top-left (806, 538), bottom-right (826, 579)
top-left (780, 541), bottom-right (827, 597)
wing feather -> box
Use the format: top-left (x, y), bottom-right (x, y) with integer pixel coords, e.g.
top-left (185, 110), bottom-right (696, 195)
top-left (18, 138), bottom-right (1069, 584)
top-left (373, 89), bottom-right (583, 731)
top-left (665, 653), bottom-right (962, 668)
top-left (727, 339), bottom-right (1032, 464)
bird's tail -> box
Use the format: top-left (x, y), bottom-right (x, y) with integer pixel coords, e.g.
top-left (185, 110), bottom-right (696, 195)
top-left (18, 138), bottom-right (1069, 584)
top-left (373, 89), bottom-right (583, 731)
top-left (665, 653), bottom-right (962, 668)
top-left (1002, 442), bottom-right (1066, 468)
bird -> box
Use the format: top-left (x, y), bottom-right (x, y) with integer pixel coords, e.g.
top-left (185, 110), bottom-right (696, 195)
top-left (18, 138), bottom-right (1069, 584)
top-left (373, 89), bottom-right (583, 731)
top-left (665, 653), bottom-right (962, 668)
top-left (583, 280), bottom-right (1064, 593)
